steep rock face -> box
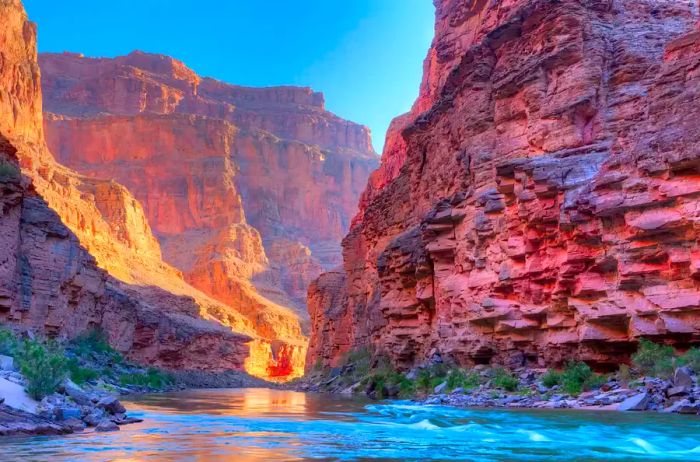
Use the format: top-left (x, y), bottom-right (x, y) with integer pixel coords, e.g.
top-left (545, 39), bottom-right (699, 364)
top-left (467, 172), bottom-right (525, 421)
top-left (308, 0), bottom-right (700, 371)
top-left (40, 52), bottom-right (378, 267)
top-left (0, 136), bottom-right (250, 370)
top-left (0, 0), bottom-right (298, 375)
top-left (39, 53), bottom-right (378, 379)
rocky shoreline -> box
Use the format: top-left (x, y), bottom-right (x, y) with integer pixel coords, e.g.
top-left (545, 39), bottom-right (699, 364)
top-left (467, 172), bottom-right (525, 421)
top-left (297, 346), bottom-right (700, 417)
top-left (0, 368), bottom-right (141, 436)
top-left (418, 366), bottom-right (700, 415)
top-left (0, 327), bottom-right (273, 438)
top-left (0, 367), bottom-right (273, 437)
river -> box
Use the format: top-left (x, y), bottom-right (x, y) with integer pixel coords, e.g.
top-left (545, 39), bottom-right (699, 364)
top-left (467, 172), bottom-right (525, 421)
top-left (2, 388), bottom-right (700, 461)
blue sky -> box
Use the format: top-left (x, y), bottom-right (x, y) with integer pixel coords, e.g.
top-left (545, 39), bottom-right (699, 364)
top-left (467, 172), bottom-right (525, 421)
top-left (23, 0), bottom-right (435, 153)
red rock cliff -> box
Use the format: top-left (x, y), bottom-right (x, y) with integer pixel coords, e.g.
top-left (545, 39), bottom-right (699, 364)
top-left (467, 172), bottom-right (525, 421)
top-left (308, 0), bottom-right (700, 371)
top-left (0, 0), bottom-right (252, 371)
top-left (38, 50), bottom-right (378, 378)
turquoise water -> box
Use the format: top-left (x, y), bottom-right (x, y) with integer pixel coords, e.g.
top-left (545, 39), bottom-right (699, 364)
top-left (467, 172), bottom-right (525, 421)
top-left (2, 388), bottom-right (700, 461)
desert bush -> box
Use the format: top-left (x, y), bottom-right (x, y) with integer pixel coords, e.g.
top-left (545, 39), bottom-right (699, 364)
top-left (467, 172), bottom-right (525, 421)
top-left (69, 329), bottom-right (123, 363)
top-left (0, 326), bottom-right (17, 355)
top-left (560, 361), bottom-right (606, 396)
top-left (119, 367), bottom-right (173, 389)
top-left (541, 369), bottom-right (562, 388)
top-left (678, 347), bottom-right (700, 372)
top-left (631, 339), bottom-right (675, 378)
top-left (67, 358), bottom-right (100, 385)
top-left (416, 363), bottom-right (449, 393)
top-left (16, 338), bottom-right (68, 400)
top-left (446, 368), bottom-right (480, 391)
top-left (618, 364), bottom-right (632, 383)
top-left (363, 368), bottom-right (416, 399)
top-left (491, 368), bottom-right (518, 392)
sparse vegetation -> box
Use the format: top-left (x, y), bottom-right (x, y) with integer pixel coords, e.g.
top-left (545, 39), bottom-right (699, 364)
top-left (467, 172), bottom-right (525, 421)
top-left (445, 368), bottom-right (480, 391)
top-left (416, 363), bottom-right (449, 393)
top-left (119, 367), bottom-right (174, 389)
top-left (15, 338), bottom-right (68, 400)
top-left (491, 367), bottom-right (518, 392)
top-left (618, 364), bottom-right (631, 383)
top-left (362, 368), bottom-right (416, 399)
top-left (69, 329), bottom-right (123, 364)
top-left (539, 362), bottom-right (606, 396)
top-left (678, 347), bottom-right (700, 372)
top-left (561, 362), bottom-right (606, 396)
top-left (631, 339), bottom-right (676, 378)
top-left (541, 369), bottom-right (562, 388)
top-left (0, 326), bottom-right (17, 355)
top-left (67, 357), bottom-right (100, 385)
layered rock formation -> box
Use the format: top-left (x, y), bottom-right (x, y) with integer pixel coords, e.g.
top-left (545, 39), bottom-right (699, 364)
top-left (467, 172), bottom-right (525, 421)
top-left (0, 0), bottom-right (251, 370)
top-left (38, 48), bottom-right (377, 378)
top-left (1, 0), bottom-right (329, 378)
top-left (308, 0), bottom-right (700, 372)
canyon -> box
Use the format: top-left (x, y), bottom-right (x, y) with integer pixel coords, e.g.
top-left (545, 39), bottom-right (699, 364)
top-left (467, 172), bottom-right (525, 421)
top-left (0, 0), bottom-right (249, 372)
top-left (308, 0), bottom-right (700, 372)
top-left (0, 0), bottom-right (377, 380)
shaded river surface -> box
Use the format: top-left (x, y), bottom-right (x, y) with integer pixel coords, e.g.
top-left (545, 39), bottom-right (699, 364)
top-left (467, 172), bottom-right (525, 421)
top-left (3, 388), bottom-right (700, 461)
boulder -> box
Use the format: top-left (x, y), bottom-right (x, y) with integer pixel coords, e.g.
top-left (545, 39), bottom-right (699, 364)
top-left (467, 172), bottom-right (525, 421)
top-left (83, 408), bottom-right (106, 427)
top-left (95, 419), bottom-right (119, 432)
top-left (54, 407), bottom-right (82, 421)
top-left (677, 403), bottom-right (700, 415)
top-left (618, 393), bottom-right (649, 411)
top-left (63, 418), bottom-right (86, 431)
top-left (0, 355), bottom-right (15, 372)
top-left (97, 396), bottom-right (126, 415)
top-left (667, 386), bottom-right (689, 398)
top-left (63, 380), bottom-right (92, 406)
top-left (674, 367), bottom-right (693, 390)
top-left (434, 382), bottom-right (448, 394)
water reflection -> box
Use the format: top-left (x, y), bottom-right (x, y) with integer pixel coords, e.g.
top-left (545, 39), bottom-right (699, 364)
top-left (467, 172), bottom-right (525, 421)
top-left (2, 388), bottom-right (700, 461)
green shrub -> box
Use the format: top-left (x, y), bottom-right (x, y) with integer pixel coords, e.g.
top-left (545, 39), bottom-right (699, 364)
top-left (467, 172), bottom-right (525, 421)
top-left (631, 339), bottom-right (676, 378)
top-left (678, 347), bottom-right (700, 372)
top-left (119, 367), bottom-right (173, 389)
top-left (618, 364), bottom-right (632, 383)
top-left (491, 368), bottom-right (518, 392)
top-left (416, 364), bottom-right (449, 393)
top-left (361, 363), bottom-right (417, 399)
top-left (67, 358), bottom-right (100, 385)
top-left (69, 329), bottom-right (123, 363)
top-left (541, 369), bottom-right (562, 388)
top-left (446, 368), bottom-right (480, 391)
top-left (0, 161), bottom-right (20, 180)
top-left (339, 348), bottom-right (372, 378)
top-left (560, 362), bottom-right (601, 396)
top-left (16, 339), bottom-right (68, 400)
top-left (0, 327), bottom-right (17, 355)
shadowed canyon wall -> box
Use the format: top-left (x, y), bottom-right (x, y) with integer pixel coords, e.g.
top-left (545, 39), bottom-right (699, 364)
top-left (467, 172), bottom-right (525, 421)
top-left (38, 49), bottom-right (378, 378)
top-left (308, 0), bottom-right (700, 372)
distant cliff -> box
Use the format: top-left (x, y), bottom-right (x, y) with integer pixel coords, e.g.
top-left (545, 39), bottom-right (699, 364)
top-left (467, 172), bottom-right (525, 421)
top-left (38, 50), bottom-right (378, 378)
top-left (308, 0), bottom-right (700, 371)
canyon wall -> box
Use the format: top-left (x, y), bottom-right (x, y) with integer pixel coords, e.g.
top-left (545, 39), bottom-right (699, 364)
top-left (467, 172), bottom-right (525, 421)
top-left (308, 0), bottom-right (700, 372)
top-left (0, 0), bottom-right (251, 371)
top-left (38, 48), bottom-right (377, 378)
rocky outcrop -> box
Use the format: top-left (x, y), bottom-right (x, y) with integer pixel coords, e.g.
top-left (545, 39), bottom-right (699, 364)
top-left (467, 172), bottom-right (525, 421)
top-left (38, 51), bottom-right (379, 378)
top-left (308, 0), bottom-right (700, 371)
top-left (40, 51), bottom-right (378, 271)
top-left (0, 136), bottom-right (250, 370)
top-left (0, 0), bottom-right (278, 374)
